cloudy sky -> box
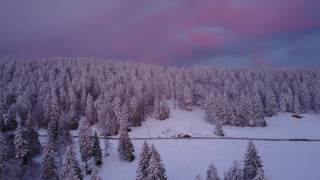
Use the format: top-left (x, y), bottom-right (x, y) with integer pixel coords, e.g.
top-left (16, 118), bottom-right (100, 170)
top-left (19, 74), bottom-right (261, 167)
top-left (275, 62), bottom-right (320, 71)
top-left (0, 0), bottom-right (320, 66)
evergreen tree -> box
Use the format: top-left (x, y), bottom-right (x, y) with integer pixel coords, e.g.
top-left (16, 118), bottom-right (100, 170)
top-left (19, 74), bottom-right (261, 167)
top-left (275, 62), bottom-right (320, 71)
top-left (244, 141), bottom-right (263, 180)
top-left (0, 132), bottom-right (8, 178)
top-left (79, 123), bottom-right (93, 174)
top-left (183, 85), bottom-right (193, 111)
top-left (293, 93), bottom-right (302, 114)
top-left (62, 146), bottom-right (83, 180)
top-left (92, 131), bottom-right (102, 166)
top-left (159, 99), bottom-right (170, 120)
top-left (147, 145), bottom-right (167, 180)
top-left (206, 163), bottom-right (220, 180)
top-left (224, 161), bottom-right (243, 180)
top-left (264, 88), bottom-right (277, 117)
top-left (118, 128), bottom-right (135, 162)
top-left (120, 102), bottom-right (130, 131)
top-left (252, 168), bottom-right (265, 180)
top-left (48, 118), bottom-right (59, 143)
top-left (41, 143), bottom-right (59, 180)
top-left (214, 121), bottom-right (224, 137)
top-left (136, 141), bottom-right (151, 180)
top-left (25, 112), bottom-right (41, 158)
top-left (14, 123), bottom-right (29, 164)
top-left (130, 95), bottom-right (142, 126)
top-left (85, 94), bottom-right (95, 125)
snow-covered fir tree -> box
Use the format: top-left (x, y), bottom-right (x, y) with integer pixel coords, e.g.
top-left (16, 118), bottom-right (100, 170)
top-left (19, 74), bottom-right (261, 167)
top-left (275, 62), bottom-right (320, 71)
top-left (25, 113), bottom-right (41, 158)
top-left (147, 145), bottom-right (167, 180)
top-left (118, 127), bottom-right (135, 162)
top-left (120, 102), bottom-right (130, 131)
top-left (224, 161), bottom-right (243, 180)
top-left (159, 98), bottom-right (170, 120)
top-left (85, 93), bottom-right (96, 125)
top-left (62, 146), bottom-right (83, 180)
top-left (14, 123), bottom-right (29, 164)
top-left (41, 143), bottom-right (59, 180)
top-left (183, 84), bottom-right (193, 111)
top-left (0, 132), bottom-right (8, 178)
top-left (252, 168), bottom-right (265, 180)
top-left (206, 163), bottom-right (220, 180)
top-left (136, 141), bottom-right (151, 180)
top-left (92, 131), bottom-right (102, 166)
top-left (244, 141), bottom-right (263, 180)
top-left (79, 122), bottom-right (93, 174)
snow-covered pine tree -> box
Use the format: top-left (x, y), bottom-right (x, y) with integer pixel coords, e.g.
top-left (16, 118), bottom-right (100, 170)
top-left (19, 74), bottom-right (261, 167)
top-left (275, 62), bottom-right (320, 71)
top-left (183, 84), bottom-right (193, 111)
top-left (244, 141), bottom-right (263, 180)
top-left (92, 131), bottom-right (102, 166)
top-left (25, 112), bottom-right (41, 158)
top-left (264, 88), bottom-right (277, 117)
top-left (147, 145), bottom-right (167, 180)
top-left (136, 141), bottom-right (151, 180)
top-left (14, 123), bottom-right (29, 164)
top-left (279, 83), bottom-right (293, 112)
top-left (41, 143), bottom-right (59, 180)
top-left (159, 99), bottom-right (170, 120)
top-left (62, 146), bottom-right (83, 180)
top-left (48, 117), bottom-right (59, 143)
top-left (252, 168), bottom-right (265, 180)
top-left (120, 102), bottom-right (130, 131)
top-left (214, 121), bottom-right (224, 137)
top-left (224, 161), bottom-right (243, 180)
top-left (206, 163), bottom-right (220, 180)
top-left (85, 93), bottom-right (95, 125)
top-left (0, 132), bottom-right (8, 174)
top-left (153, 95), bottom-right (161, 119)
top-left (130, 95), bottom-right (142, 127)
top-left (79, 123), bottom-right (93, 174)
top-left (293, 93), bottom-right (302, 114)
top-left (117, 127), bottom-right (135, 162)
top-left (105, 114), bottom-right (119, 136)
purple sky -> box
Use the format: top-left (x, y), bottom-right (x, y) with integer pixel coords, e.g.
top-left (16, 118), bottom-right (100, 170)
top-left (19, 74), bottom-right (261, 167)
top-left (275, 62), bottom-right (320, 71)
top-left (1, 0), bottom-right (320, 66)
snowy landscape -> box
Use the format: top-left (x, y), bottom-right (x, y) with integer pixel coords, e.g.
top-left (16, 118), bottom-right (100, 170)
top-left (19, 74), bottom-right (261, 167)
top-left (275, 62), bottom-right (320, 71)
top-left (1, 1), bottom-right (320, 180)
top-left (1, 58), bottom-right (320, 180)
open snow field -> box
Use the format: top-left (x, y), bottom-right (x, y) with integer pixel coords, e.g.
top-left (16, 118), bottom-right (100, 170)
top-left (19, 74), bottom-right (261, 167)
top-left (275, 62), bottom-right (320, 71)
top-left (93, 107), bottom-right (320, 180)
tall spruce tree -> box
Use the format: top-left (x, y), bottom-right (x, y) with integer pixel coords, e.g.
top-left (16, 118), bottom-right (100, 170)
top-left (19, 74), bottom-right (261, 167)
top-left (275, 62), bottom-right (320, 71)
top-left (79, 123), bottom-right (93, 174)
top-left (41, 143), bottom-right (59, 180)
top-left (243, 141), bottom-right (263, 180)
top-left (118, 128), bottom-right (135, 162)
top-left (14, 123), bottom-right (29, 164)
top-left (92, 131), bottom-right (102, 166)
top-left (62, 146), bottom-right (83, 180)
top-left (147, 145), bottom-right (167, 180)
top-left (136, 141), bottom-right (151, 180)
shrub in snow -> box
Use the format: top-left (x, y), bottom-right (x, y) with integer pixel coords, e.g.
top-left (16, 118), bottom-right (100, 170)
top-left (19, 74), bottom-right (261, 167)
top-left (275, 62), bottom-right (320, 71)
top-left (118, 128), bottom-right (135, 162)
top-left (244, 141), bottom-right (263, 180)
top-left (206, 163), bottom-right (220, 180)
top-left (214, 122), bottom-right (224, 137)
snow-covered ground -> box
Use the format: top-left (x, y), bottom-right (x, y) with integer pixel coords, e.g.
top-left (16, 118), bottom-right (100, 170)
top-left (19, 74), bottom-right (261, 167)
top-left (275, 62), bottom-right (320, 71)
top-left (94, 107), bottom-right (320, 180)
top-left (128, 107), bottom-right (320, 139)
top-left (39, 107), bottom-right (320, 180)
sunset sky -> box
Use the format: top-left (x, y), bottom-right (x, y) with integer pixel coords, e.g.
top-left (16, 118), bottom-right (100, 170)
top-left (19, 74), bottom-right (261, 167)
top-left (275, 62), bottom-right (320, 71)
top-left (1, 0), bottom-right (320, 66)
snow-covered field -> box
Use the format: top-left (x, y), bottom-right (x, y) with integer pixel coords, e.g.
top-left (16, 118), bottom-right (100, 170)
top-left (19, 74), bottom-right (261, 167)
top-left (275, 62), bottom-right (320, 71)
top-left (39, 107), bottom-right (320, 180)
top-left (93, 107), bottom-right (320, 180)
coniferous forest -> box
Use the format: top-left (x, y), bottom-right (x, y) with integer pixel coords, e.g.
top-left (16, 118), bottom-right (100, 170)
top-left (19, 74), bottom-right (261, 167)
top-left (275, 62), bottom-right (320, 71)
top-left (0, 58), bottom-right (320, 179)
